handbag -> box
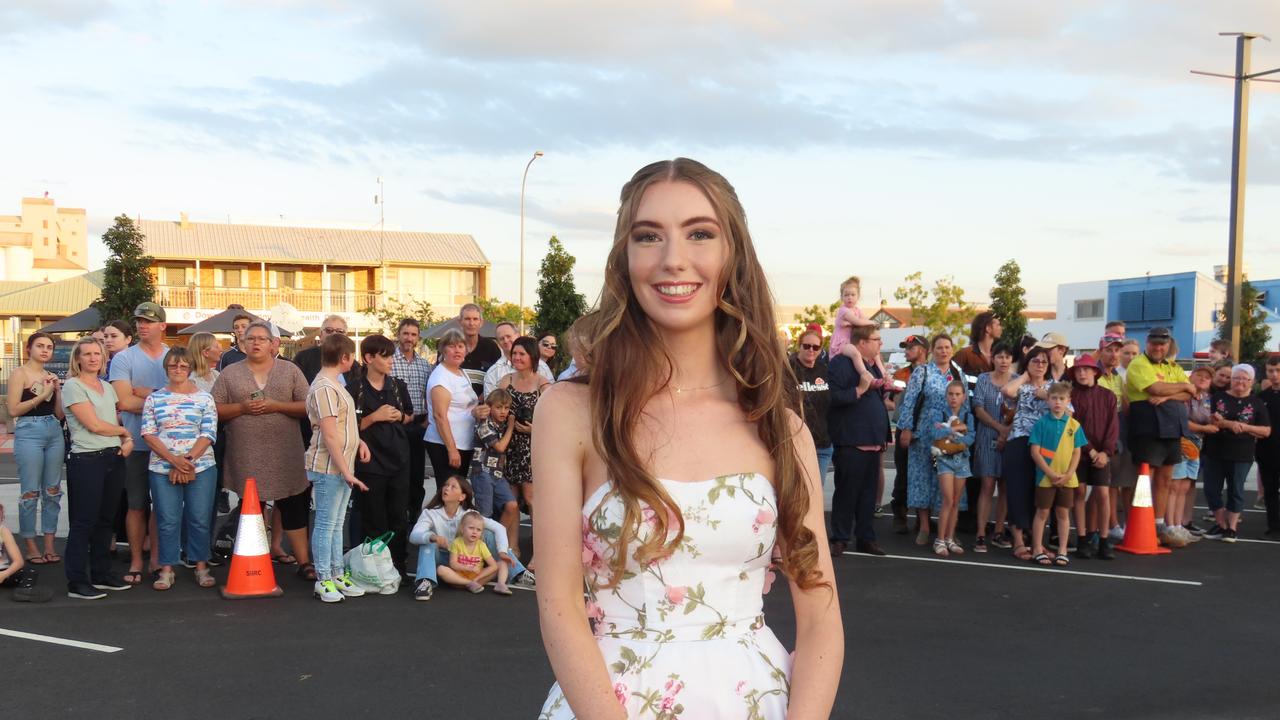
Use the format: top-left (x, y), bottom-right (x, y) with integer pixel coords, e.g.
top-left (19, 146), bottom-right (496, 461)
top-left (344, 532), bottom-right (401, 595)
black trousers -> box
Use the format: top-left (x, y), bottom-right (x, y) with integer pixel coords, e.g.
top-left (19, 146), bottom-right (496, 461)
top-left (408, 416), bottom-right (429, 520)
top-left (892, 432), bottom-right (909, 512)
top-left (832, 446), bottom-right (881, 544)
top-left (64, 451), bottom-right (126, 587)
top-left (356, 469), bottom-right (410, 572)
top-left (1258, 454), bottom-right (1280, 531)
top-left (1002, 436), bottom-right (1035, 531)
top-left (425, 441), bottom-right (475, 498)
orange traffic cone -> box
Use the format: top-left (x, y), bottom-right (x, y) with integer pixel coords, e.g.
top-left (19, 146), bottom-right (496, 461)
top-left (1117, 463), bottom-right (1171, 555)
top-left (221, 478), bottom-right (285, 599)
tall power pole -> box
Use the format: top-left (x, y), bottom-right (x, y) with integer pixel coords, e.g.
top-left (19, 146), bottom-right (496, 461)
top-left (1193, 33), bottom-right (1279, 359)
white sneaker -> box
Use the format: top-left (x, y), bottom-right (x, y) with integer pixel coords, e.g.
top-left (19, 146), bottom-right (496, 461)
top-left (314, 579), bottom-right (344, 603)
top-left (512, 570), bottom-right (537, 589)
top-left (333, 573), bottom-right (366, 597)
top-left (1180, 526), bottom-right (1201, 543)
top-left (1107, 526), bottom-right (1125, 543)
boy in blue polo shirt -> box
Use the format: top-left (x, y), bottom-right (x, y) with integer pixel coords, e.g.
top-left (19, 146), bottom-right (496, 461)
top-left (1028, 382), bottom-right (1087, 566)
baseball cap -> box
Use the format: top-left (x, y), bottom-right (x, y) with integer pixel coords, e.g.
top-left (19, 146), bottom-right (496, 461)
top-left (899, 334), bottom-right (927, 349)
top-left (1146, 326), bottom-right (1172, 342)
top-left (1034, 331), bottom-right (1069, 350)
top-left (133, 302), bottom-right (166, 323)
top-left (1100, 333), bottom-right (1125, 347)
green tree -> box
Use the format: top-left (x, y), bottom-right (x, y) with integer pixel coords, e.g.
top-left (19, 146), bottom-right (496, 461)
top-left (990, 259), bottom-right (1028, 344)
top-left (477, 297), bottom-right (536, 328)
top-left (1217, 280), bottom-right (1272, 370)
top-left (893, 271), bottom-right (976, 343)
top-left (534, 236), bottom-right (588, 367)
top-left (362, 296), bottom-right (441, 337)
top-left (92, 215), bottom-right (156, 324)
top-left (789, 301), bottom-right (840, 348)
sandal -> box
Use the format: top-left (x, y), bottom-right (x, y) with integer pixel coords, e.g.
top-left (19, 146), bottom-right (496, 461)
top-left (1033, 552), bottom-right (1053, 566)
top-left (271, 553), bottom-right (298, 565)
top-left (26, 554), bottom-right (48, 565)
top-left (1013, 546), bottom-right (1032, 561)
top-left (932, 539), bottom-right (950, 557)
top-left (152, 568), bottom-right (175, 591)
top-left (195, 568), bottom-right (216, 588)
top-left (1054, 555), bottom-right (1071, 567)
top-left (296, 563), bottom-right (317, 581)
top-left (945, 539), bottom-right (965, 555)
top-left (123, 570), bottom-right (144, 585)
top-left (466, 581), bottom-right (485, 594)
top-left (43, 552), bottom-right (61, 564)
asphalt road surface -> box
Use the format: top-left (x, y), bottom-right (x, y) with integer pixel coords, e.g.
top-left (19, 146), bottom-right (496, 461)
top-left (5, 488), bottom-right (1280, 720)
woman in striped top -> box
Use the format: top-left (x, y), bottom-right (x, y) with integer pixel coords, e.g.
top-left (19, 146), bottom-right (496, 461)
top-left (305, 333), bottom-right (370, 603)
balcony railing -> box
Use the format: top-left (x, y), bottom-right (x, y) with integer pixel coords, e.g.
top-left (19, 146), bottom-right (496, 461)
top-left (153, 285), bottom-right (382, 314)
top-left (152, 285), bottom-right (479, 315)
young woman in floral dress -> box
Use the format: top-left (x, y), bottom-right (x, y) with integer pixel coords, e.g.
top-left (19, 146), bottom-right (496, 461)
top-left (535, 159), bottom-right (843, 719)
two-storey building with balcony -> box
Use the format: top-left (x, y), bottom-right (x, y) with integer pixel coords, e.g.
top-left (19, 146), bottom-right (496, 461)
top-left (138, 215), bottom-right (489, 334)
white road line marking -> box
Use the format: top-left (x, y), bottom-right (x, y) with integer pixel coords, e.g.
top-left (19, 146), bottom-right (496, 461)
top-left (1194, 505), bottom-right (1264, 514)
top-left (1231, 538), bottom-right (1280, 545)
top-left (842, 551), bottom-right (1203, 587)
top-left (0, 628), bottom-right (123, 653)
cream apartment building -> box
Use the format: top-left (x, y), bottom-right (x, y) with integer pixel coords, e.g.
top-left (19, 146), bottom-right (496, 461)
top-left (0, 196), bottom-right (90, 282)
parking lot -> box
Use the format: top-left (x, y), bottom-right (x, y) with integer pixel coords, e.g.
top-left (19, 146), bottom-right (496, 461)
top-left (4, 460), bottom-right (1280, 719)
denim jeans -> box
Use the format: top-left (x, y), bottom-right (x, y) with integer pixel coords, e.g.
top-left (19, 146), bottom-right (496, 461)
top-left (64, 450), bottom-right (125, 587)
top-left (309, 470), bottom-right (352, 581)
top-left (815, 445), bottom-right (833, 490)
top-left (472, 469), bottom-right (517, 519)
top-left (1202, 455), bottom-right (1252, 514)
top-left (413, 530), bottom-right (526, 586)
top-left (150, 466), bottom-right (216, 566)
top-left (14, 415), bottom-right (65, 538)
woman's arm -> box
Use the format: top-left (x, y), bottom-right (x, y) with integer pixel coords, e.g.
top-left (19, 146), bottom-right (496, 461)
top-left (533, 383), bottom-right (626, 720)
top-left (783, 413), bottom-right (843, 719)
top-left (6, 368), bottom-right (30, 418)
top-left (1003, 372), bottom-right (1029, 400)
top-left (68, 402), bottom-right (129, 438)
top-left (52, 379), bottom-right (64, 421)
top-left (430, 385), bottom-right (457, 450)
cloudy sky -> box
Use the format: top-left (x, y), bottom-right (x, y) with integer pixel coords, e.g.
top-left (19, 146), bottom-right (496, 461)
top-left (4, 0), bottom-right (1280, 311)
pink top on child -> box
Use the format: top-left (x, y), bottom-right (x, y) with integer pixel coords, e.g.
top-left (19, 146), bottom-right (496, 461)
top-left (828, 305), bottom-right (866, 358)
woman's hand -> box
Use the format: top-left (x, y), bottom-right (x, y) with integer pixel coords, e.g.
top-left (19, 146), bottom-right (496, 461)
top-left (898, 429), bottom-right (913, 447)
top-left (448, 447), bottom-right (462, 468)
top-left (120, 436), bottom-right (134, 456)
top-left (39, 374), bottom-right (58, 400)
top-left (372, 404), bottom-right (400, 423)
top-left (345, 473), bottom-right (369, 492)
top-left (172, 456), bottom-right (196, 475)
top-left (434, 534), bottom-right (448, 549)
top-left (515, 420), bottom-right (533, 434)
top-left (472, 404), bottom-right (491, 421)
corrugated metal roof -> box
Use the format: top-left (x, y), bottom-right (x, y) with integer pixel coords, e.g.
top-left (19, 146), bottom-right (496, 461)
top-left (138, 220), bottom-right (489, 268)
top-left (0, 270), bottom-right (104, 315)
top-left (0, 280), bottom-right (42, 297)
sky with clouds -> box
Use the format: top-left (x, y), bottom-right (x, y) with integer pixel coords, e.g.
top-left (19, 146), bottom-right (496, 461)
top-left (4, 0), bottom-right (1280, 312)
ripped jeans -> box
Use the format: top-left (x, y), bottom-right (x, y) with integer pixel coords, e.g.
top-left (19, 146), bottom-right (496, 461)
top-left (14, 415), bottom-right (65, 539)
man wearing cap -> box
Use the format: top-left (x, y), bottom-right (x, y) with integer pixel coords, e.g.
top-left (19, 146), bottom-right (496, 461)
top-left (891, 334), bottom-right (928, 533)
top-left (109, 302), bottom-right (171, 583)
top-left (1124, 327), bottom-right (1194, 530)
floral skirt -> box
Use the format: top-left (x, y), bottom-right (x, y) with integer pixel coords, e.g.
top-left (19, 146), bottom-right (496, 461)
top-left (539, 626), bottom-right (792, 719)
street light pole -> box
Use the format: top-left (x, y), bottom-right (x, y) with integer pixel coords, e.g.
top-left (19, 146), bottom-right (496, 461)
top-left (519, 150), bottom-right (544, 335)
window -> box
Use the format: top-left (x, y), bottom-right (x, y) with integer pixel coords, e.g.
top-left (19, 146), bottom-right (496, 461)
top-left (276, 270), bottom-right (297, 289)
top-left (42, 220), bottom-right (48, 229)
top-left (1117, 288), bottom-right (1174, 322)
top-left (1075, 299), bottom-right (1104, 320)
top-left (223, 268), bottom-right (242, 288)
top-left (1118, 291), bottom-right (1144, 322)
top-left (162, 266), bottom-right (188, 286)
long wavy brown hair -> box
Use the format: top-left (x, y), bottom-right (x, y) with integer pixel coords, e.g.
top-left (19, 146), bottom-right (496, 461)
top-left (577, 158), bottom-right (824, 591)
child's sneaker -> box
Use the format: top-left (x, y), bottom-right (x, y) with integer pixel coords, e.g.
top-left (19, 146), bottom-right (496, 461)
top-left (1075, 534), bottom-right (1096, 559)
top-left (1223, 528), bottom-right (1238, 544)
top-left (1107, 525), bottom-right (1126, 544)
top-left (1096, 538), bottom-right (1115, 560)
top-left (314, 580), bottom-right (344, 603)
top-left (494, 582), bottom-right (513, 596)
top-left (973, 536), bottom-right (988, 553)
top-left (512, 570), bottom-right (537, 589)
top-left (413, 578), bottom-right (434, 601)
top-left (1184, 522), bottom-right (1206, 536)
top-left (988, 532), bottom-right (1012, 550)
top-left (334, 573), bottom-right (365, 597)
top-left (1203, 524), bottom-right (1225, 540)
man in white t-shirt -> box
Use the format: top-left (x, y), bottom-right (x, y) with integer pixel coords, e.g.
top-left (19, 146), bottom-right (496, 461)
top-left (483, 321), bottom-right (554, 398)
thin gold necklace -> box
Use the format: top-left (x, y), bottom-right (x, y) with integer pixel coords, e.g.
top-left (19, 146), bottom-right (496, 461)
top-left (671, 378), bottom-right (728, 395)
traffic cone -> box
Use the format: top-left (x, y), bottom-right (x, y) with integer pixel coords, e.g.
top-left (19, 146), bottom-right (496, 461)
top-left (1117, 463), bottom-right (1171, 555)
top-left (221, 478), bottom-right (285, 599)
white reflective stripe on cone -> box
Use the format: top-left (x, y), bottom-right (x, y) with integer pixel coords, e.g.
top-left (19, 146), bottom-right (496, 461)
top-left (1132, 473), bottom-right (1154, 508)
top-left (232, 512), bottom-right (271, 556)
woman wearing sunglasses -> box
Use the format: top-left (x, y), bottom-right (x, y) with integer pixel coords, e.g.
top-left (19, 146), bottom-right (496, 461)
top-left (537, 332), bottom-right (560, 377)
top-left (792, 327), bottom-right (832, 487)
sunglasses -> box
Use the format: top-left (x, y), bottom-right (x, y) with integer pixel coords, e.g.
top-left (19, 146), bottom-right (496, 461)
top-left (800, 343), bottom-right (822, 351)
top-left (541, 342), bottom-right (557, 349)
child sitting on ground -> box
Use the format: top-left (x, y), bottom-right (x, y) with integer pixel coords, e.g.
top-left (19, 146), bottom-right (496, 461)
top-left (1028, 382), bottom-right (1087, 566)
top-left (472, 388), bottom-right (521, 557)
top-left (927, 380), bottom-right (974, 557)
top-left (408, 474), bottom-right (531, 600)
top-left (1, 504), bottom-right (53, 603)
top-left (828, 275), bottom-right (876, 360)
top-left (442, 510), bottom-right (509, 595)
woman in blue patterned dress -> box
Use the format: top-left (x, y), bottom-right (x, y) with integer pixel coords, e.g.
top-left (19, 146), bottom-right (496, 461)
top-left (971, 342), bottom-right (1016, 552)
top-left (1000, 346), bottom-right (1053, 561)
top-left (897, 334), bottom-right (968, 546)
